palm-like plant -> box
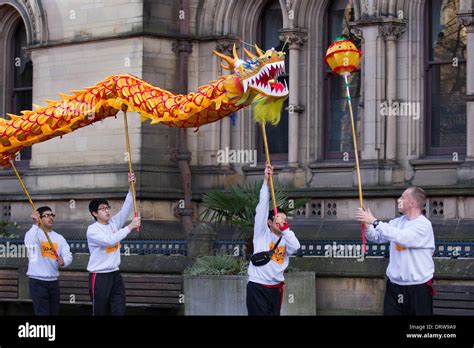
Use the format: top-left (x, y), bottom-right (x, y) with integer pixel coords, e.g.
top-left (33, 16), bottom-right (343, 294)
top-left (200, 181), bottom-right (307, 256)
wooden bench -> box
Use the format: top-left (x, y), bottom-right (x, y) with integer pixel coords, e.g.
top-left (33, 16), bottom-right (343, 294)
top-left (433, 284), bottom-right (474, 315)
top-left (0, 269), bottom-right (18, 300)
top-left (59, 271), bottom-right (183, 308)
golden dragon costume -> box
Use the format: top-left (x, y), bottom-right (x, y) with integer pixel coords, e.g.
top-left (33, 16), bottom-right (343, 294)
top-left (0, 45), bottom-right (288, 167)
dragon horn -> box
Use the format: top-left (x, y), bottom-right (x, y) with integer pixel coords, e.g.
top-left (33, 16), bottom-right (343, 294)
top-left (212, 50), bottom-right (235, 70)
top-left (243, 47), bottom-right (257, 59)
top-left (232, 43), bottom-right (240, 61)
top-left (255, 44), bottom-right (264, 56)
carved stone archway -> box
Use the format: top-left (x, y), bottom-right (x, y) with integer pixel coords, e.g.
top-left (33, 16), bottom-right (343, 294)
top-left (0, 0), bottom-right (48, 45)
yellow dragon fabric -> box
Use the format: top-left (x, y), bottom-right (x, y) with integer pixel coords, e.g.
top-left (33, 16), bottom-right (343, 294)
top-left (0, 45), bottom-right (288, 167)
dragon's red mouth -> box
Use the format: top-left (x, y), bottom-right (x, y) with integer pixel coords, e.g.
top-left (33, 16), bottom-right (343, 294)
top-left (243, 61), bottom-right (288, 97)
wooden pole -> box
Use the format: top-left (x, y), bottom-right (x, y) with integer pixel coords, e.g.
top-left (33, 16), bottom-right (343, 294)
top-left (260, 122), bottom-right (278, 216)
top-left (123, 110), bottom-right (139, 231)
top-left (10, 159), bottom-right (58, 259)
top-left (343, 73), bottom-right (366, 253)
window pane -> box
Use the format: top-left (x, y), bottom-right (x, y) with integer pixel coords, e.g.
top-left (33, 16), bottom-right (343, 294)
top-left (430, 64), bottom-right (467, 148)
top-left (329, 0), bottom-right (355, 41)
top-left (9, 23), bottom-right (33, 161)
top-left (258, 0), bottom-right (288, 159)
top-left (430, 0), bottom-right (467, 61)
top-left (13, 89), bottom-right (32, 114)
top-left (13, 25), bottom-right (32, 88)
top-left (326, 0), bottom-right (360, 156)
top-left (328, 72), bottom-right (361, 152)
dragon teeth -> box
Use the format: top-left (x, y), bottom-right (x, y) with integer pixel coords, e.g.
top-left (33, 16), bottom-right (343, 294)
top-left (243, 61), bottom-right (289, 96)
top-left (243, 79), bottom-right (248, 92)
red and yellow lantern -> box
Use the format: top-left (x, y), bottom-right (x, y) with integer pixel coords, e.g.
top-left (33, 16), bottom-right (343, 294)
top-left (325, 37), bottom-right (361, 75)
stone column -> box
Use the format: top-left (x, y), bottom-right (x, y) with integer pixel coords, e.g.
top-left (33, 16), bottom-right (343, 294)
top-left (172, 28), bottom-right (194, 235)
top-left (379, 21), bottom-right (406, 161)
top-left (355, 25), bottom-right (379, 161)
top-left (458, 7), bottom-right (474, 159)
top-left (279, 28), bottom-right (307, 167)
top-left (457, 4), bottom-right (474, 183)
top-left (215, 39), bottom-right (239, 162)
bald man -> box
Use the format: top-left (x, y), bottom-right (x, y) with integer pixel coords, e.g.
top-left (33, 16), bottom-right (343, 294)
top-left (356, 187), bottom-right (435, 315)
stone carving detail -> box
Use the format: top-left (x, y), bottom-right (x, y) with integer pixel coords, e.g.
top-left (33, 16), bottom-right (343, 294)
top-left (15, 0), bottom-right (47, 44)
top-left (279, 28), bottom-right (308, 49)
top-left (379, 23), bottom-right (407, 41)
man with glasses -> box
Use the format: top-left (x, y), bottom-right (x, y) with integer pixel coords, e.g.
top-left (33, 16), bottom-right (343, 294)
top-left (25, 206), bottom-right (73, 315)
top-left (86, 173), bottom-right (140, 315)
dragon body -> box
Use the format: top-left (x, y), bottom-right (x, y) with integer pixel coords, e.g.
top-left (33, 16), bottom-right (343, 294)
top-left (0, 45), bottom-right (288, 167)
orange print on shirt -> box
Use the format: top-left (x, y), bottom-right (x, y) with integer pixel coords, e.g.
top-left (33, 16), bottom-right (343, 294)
top-left (40, 242), bottom-right (59, 259)
top-left (106, 242), bottom-right (120, 254)
top-left (395, 243), bottom-right (407, 251)
top-left (269, 241), bottom-right (286, 265)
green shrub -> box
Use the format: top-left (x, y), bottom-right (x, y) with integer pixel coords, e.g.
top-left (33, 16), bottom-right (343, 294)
top-left (0, 221), bottom-right (19, 239)
top-left (200, 180), bottom-right (307, 241)
top-left (185, 253), bottom-right (248, 276)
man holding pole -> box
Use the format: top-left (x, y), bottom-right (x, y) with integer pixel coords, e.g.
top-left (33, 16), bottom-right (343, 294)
top-left (246, 164), bottom-right (301, 316)
top-left (25, 207), bottom-right (73, 315)
top-left (355, 187), bottom-right (435, 315)
top-left (86, 172), bottom-right (140, 316)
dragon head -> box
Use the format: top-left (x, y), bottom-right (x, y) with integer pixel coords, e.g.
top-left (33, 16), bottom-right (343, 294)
top-left (213, 44), bottom-right (288, 99)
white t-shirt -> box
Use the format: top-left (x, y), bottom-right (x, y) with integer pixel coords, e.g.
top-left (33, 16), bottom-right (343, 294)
top-left (247, 183), bottom-right (300, 285)
top-left (367, 214), bottom-right (435, 285)
top-left (86, 191), bottom-right (133, 273)
top-left (25, 226), bottom-right (72, 281)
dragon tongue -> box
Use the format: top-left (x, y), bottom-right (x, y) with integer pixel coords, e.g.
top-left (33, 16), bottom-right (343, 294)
top-left (270, 81), bottom-right (284, 93)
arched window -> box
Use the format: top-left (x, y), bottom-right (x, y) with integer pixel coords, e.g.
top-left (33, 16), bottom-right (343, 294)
top-left (9, 22), bottom-right (33, 161)
top-left (426, 0), bottom-right (467, 156)
top-left (0, 4), bottom-right (33, 164)
top-left (323, 0), bottom-right (361, 160)
top-left (256, 0), bottom-right (289, 163)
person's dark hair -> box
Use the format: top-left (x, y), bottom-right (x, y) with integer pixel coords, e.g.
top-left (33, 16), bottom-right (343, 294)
top-left (37, 206), bottom-right (53, 217)
top-left (89, 199), bottom-right (109, 220)
top-left (268, 207), bottom-right (287, 221)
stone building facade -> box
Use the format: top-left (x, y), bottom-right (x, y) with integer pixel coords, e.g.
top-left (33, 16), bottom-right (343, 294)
top-left (1, 0), bottom-right (473, 236)
top-left (0, 0), bottom-right (473, 314)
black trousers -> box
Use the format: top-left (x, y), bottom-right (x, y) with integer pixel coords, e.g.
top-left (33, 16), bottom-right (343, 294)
top-left (29, 278), bottom-right (60, 316)
top-left (88, 271), bottom-right (126, 316)
top-left (383, 279), bottom-right (433, 316)
top-left (246, 281), bottom-right (282, 316)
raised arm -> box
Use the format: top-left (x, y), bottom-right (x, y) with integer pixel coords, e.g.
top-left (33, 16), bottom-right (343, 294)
top-left (282, 229), bottom-right (300, 255)
top-left (59, 237), bottom-right (73, 268)
top-left (356, 207), bottom-right (391, 244)
top-left (376, 220), bottom-right (434, 249)
top-left (24, 211), bottom-right (41, 253)
top-left (87, 225), bottom-right (131, 247)
top-left (87, 217), bottom-right (141, 247)
top-left (110, 172), bottom-right (136, 228)
top-left (254, 165), bottom-right (272, 240)
top-left (24, 225), bottom-right (41, 258)
top-left (365, 225), bottom-right (390, 244)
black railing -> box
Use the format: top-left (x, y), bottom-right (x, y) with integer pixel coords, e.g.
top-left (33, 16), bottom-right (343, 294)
top-left (1, 239), bottom-right (472, 258)
top-left (214, 240), bottom-right (474, 259)
top-left (0, 239), bottom-right (187, 256)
